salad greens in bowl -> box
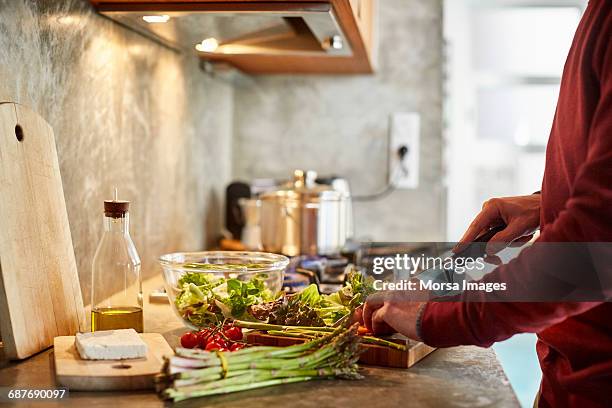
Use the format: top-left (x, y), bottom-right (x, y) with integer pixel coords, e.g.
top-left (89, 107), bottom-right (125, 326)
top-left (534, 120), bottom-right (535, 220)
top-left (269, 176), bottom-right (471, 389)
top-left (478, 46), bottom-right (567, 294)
top-left (158, 251), bottom-right (289, 329)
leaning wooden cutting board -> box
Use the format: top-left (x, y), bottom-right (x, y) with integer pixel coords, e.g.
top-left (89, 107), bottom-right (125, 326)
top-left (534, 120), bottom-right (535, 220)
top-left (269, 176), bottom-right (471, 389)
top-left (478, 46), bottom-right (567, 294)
top-left (247, 331), bottom-right (435, 368)
top-left (54, 333), bottom-right (173, 391)
top-left (0, 102), bottom-right (85, 359)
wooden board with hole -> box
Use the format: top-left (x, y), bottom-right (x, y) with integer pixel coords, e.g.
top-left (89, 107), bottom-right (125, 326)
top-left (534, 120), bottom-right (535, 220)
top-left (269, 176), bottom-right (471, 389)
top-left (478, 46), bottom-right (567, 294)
top-left (246, 332), bottom-right (435, 369)
top-left (0, 102), bottom-right (85, 360)
top-left (53, 333), bottom-right (174, 391)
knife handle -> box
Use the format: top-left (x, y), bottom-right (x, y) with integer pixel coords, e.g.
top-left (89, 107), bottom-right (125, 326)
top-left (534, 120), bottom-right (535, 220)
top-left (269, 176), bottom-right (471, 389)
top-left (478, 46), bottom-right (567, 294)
top-left (454, 224), bottom-right (506, 259)
top-left (473, 224), bottom-right (506, 243)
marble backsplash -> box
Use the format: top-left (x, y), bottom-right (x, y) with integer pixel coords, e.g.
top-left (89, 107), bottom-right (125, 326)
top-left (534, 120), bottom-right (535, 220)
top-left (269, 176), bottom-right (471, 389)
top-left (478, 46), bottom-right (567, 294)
top-left (232, 0), bottom-right (446, 241)
top-left (0, 0), bottom-right (233, 305)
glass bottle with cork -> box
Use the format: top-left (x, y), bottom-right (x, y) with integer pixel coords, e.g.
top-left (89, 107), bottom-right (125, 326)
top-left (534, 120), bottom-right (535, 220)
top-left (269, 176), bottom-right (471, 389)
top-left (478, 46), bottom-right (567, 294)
top-left (91, 190), bottom-right (143, 332)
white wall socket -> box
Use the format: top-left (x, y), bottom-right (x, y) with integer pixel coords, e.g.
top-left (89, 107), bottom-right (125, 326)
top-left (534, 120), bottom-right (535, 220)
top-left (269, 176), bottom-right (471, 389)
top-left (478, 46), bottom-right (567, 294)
top-left (389, 112), bottom-right (420, 189)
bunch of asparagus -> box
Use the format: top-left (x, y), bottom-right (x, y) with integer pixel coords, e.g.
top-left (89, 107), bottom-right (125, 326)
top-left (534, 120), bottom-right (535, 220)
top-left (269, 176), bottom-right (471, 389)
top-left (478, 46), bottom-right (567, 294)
top-left (156, 323), bottom-right (363, 402)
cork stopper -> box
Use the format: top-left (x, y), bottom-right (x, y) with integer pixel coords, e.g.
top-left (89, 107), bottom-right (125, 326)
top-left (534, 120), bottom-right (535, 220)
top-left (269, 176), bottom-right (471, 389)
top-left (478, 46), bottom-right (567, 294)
top-left (104, 200), bottom-right (129, 218)
top-left (104, 187), bottom-right (129, 218)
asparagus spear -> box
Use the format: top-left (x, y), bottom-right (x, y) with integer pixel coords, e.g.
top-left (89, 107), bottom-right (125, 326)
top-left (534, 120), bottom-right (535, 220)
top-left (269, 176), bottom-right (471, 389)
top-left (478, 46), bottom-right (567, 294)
top-left (233, 320), bottom-right (335, 332)
top-left (235, 320), bottom-right (408, 351)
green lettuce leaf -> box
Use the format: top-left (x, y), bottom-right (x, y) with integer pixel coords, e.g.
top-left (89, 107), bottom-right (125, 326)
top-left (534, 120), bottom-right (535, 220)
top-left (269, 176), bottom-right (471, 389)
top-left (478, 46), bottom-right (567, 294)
top-left (174, 272), bottom-right (274, 327)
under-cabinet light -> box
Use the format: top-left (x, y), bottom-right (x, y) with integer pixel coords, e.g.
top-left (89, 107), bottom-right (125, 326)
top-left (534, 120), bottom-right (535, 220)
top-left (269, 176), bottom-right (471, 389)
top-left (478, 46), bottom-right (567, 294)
top-left (142, 15), bottom-right (170, 23)
top-left (195, 38), bottom-right (219, 53)
top-left (330, 35), bottom-right (343, 50)
top-left (57, 15), bottom-right (80, 25)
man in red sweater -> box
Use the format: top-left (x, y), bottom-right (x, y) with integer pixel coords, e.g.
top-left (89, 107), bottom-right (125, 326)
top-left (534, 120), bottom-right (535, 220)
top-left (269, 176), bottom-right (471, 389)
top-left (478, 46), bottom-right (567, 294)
top-left (361, 1), bottom-right (611, 406)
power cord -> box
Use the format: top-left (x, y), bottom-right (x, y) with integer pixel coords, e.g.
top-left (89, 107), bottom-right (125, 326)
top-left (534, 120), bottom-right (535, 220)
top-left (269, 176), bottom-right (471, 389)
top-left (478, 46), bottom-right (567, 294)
top-left (352, 145), bottom-right (410, 202)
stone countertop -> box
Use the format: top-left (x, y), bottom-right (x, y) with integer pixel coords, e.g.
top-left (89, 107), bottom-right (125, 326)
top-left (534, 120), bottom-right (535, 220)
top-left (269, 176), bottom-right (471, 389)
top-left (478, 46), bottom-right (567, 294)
top-left (0, 276), bottom-right (519, 408)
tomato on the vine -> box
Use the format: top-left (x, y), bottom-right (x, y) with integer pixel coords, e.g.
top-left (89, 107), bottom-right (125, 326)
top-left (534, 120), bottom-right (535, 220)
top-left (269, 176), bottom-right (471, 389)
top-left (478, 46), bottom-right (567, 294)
top-left (224, 326), bottom-right (243, 341)
top-left (196, 329), bottom-right (211, 348)
top-left (205, 341), bottom-right (223, 351)
top-left (230, 343), bottom-right (245, 351)
top-left (180, 332), bottom-right (199, 349)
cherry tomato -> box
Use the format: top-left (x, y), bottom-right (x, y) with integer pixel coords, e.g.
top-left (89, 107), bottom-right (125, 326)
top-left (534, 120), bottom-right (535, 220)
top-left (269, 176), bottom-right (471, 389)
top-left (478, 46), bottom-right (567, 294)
top-left (180, 332), bottom-right (199, 349)
top-left (205, 334), bottom-right (225, 347)
top-left (230, 343), bottom-right (245, 352)
top-left (205, 341), bottom-right (222, 351)
top-left (196, 331), bottom-right (211, 348)
top-left (224, 326), bottom-right (243, 341)
top-left (218, 347), bottom-right (229, 352)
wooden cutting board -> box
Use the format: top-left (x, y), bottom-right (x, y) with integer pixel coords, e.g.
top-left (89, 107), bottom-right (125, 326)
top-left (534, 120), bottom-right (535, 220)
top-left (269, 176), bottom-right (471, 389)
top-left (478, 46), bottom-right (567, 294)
top-left (54, 333), bottom-right (174, 391)
top-left (0, 102), bottom-right (85, 359)
top-left (247, 331), bottom-right (435, 368)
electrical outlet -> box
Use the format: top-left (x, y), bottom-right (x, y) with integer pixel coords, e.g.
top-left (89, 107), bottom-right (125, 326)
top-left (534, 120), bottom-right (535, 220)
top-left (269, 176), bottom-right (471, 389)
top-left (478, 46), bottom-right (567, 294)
top-left (389, 112), bottom-right (420, 189)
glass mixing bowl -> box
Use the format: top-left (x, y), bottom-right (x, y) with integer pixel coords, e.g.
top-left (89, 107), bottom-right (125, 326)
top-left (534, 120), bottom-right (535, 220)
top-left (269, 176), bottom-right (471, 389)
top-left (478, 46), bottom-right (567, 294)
top-left (158, 251), bottom-right (289, 329)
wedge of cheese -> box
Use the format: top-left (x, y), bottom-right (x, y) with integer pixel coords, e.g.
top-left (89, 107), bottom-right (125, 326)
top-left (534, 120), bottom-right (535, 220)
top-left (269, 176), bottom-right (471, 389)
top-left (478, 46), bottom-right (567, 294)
top-left (75, 329), bottom-right (148, 360)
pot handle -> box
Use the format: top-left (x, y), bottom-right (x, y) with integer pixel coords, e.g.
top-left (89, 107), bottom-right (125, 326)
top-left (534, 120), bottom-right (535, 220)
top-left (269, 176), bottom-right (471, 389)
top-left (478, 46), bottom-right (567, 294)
top-left (282, 202), bottom-right (300, 224)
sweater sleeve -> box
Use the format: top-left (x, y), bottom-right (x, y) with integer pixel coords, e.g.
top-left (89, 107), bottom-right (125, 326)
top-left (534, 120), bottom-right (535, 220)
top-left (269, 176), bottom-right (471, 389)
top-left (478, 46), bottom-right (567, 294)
top-left (421, 9), bottom-right (612, 348)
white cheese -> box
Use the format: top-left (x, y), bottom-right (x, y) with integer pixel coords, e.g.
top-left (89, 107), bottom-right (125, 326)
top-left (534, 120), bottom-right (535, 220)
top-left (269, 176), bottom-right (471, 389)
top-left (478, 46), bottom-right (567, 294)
top-left (75, 329), bottom-right (148, 360)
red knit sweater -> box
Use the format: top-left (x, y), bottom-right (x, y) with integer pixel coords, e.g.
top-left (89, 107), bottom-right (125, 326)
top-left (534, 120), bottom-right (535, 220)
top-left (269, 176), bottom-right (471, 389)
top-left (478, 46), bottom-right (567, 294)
top-left (421, 1), bottom-right (612, 407)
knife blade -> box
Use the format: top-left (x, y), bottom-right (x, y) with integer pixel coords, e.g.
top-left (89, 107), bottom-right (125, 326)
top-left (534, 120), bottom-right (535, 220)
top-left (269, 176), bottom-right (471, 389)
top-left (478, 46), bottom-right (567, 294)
top-left (417, 224), bottom-right (506, 290)
top-left (444, 224), bottom-right (506, 283)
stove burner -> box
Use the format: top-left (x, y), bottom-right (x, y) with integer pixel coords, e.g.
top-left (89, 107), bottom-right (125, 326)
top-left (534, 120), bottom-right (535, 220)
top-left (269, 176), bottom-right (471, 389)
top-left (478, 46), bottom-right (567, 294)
top-left (283, 255), bottom-right (350, 293)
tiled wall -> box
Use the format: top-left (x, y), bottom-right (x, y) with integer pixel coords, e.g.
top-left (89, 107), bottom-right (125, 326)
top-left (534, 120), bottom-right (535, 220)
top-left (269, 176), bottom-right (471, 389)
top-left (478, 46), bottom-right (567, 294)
top-left (0, 0), bottom-right (233, 305)
top-left (231, 0), bottom-right (445, 241)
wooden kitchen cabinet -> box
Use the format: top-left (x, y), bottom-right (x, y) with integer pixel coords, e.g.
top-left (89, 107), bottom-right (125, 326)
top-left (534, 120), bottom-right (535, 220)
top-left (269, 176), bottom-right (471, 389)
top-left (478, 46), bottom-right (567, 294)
top-left (90, 0), bottom-right (376, 74)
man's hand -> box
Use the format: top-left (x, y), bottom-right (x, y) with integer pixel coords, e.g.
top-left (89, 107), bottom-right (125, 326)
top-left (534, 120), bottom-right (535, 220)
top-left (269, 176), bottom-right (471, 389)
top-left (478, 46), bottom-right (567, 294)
top-left (454, 194), bottom-right (541, 256)
top-left (356, 291), bottom-right (426, 341)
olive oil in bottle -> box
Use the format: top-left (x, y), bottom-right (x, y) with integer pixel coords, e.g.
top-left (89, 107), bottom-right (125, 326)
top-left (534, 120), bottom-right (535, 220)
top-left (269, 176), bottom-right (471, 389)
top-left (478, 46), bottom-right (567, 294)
top-left (91, 307), bottom-right (144, 332)
top-left (91, 190), bottom-right (143, 332)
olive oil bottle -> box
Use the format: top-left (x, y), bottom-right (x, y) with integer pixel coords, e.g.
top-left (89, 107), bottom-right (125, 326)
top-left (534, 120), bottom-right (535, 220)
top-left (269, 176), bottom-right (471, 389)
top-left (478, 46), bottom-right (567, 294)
top-left (91, 191), bottom-right (143, 332)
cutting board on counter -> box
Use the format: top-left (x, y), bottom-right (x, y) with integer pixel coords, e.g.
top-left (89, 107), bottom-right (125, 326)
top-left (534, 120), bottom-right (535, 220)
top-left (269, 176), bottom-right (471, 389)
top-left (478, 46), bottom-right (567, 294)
top-left (247, 332), bottom-right (435, 368)
top-left (0, 102), bottom-right (85, 359)
top-left (54, 333), bottom-right (173, 391)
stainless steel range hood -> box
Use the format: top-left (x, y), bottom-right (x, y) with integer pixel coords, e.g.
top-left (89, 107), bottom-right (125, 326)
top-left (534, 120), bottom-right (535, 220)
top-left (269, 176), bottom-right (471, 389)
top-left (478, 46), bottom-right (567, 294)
top-left (97, 3), bottom-right (353, 57)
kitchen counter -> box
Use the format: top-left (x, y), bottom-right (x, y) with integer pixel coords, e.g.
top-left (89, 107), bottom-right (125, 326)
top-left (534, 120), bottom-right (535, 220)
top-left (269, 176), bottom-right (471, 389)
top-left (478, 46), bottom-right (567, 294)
top-left (0, 276), bottom-right (520, 408)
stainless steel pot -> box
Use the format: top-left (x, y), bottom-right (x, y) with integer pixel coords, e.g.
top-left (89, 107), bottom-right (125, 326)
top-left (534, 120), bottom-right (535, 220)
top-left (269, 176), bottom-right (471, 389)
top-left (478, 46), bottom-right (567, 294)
top-left (259, 170), bottom-right (352, 257)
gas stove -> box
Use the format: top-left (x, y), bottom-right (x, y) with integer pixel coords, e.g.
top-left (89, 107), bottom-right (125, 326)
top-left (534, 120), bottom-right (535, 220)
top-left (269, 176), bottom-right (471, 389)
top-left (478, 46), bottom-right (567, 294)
top-left (282, 242), bottom-right (448, 294)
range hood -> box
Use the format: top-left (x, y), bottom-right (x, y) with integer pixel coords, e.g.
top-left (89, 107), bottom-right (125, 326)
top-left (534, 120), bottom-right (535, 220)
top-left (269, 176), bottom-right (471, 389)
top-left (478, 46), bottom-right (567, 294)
top-left (90, 1), bottom-right (375, 74)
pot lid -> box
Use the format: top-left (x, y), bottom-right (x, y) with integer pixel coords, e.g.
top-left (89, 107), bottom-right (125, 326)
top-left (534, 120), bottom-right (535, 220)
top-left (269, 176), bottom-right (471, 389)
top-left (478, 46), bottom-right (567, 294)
top-left (260, 170), bottom-right (343, 201)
